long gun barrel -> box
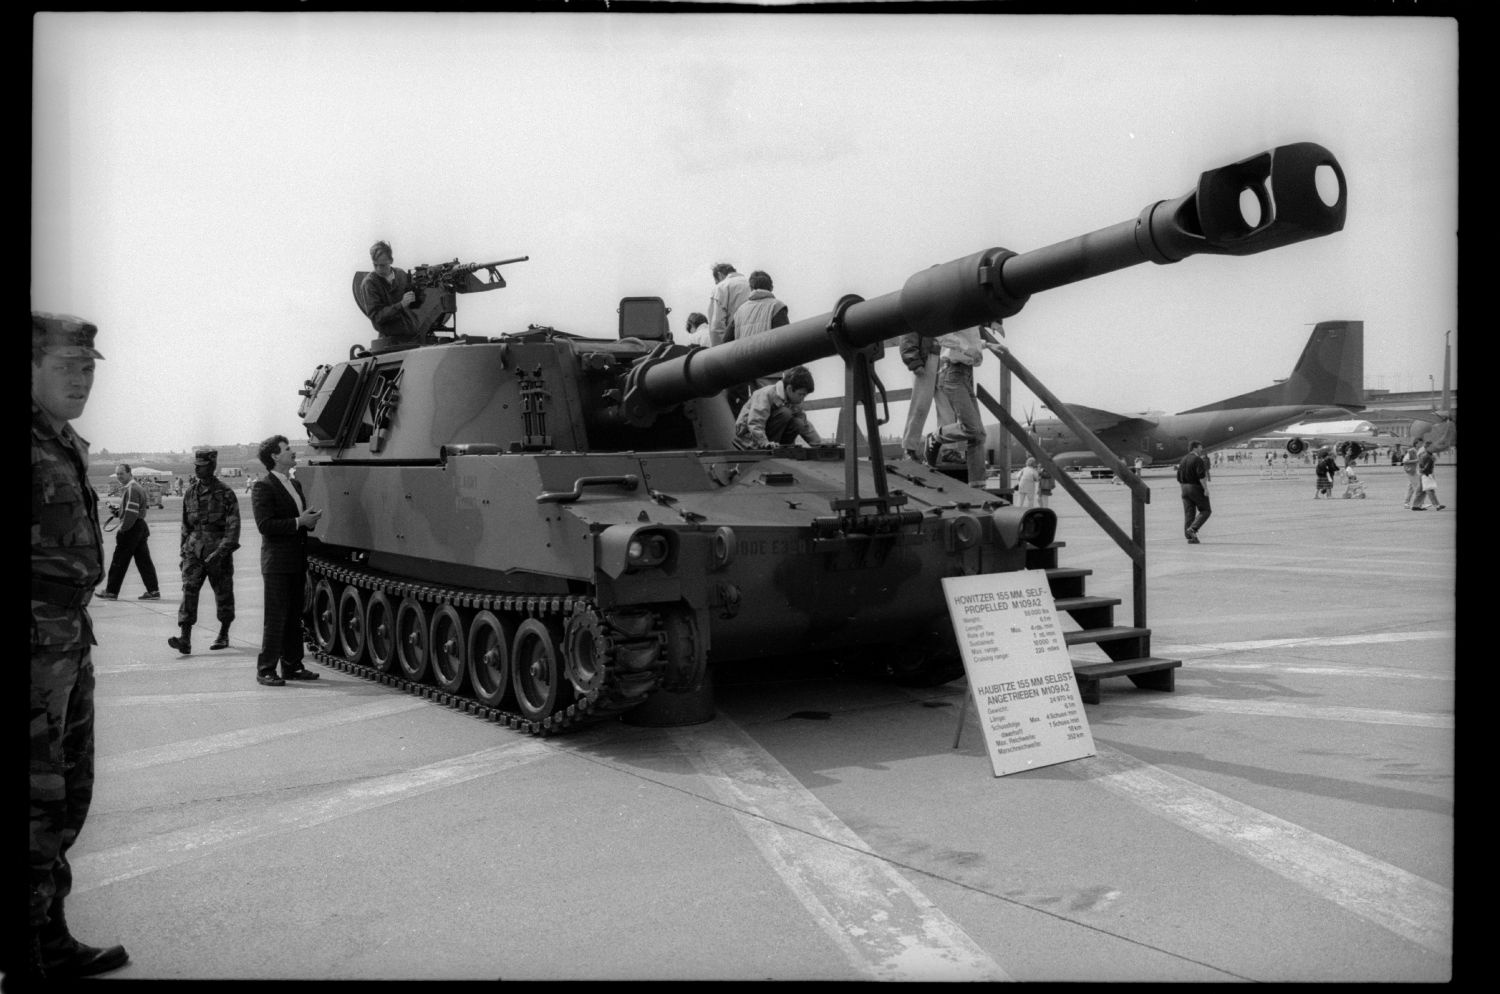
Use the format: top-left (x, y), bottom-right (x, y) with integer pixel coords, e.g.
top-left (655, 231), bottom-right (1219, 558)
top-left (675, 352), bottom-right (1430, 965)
top-left (622, 142), bottom-right (1345, 426)
top-left (461, 256), bottom-right (530, 273)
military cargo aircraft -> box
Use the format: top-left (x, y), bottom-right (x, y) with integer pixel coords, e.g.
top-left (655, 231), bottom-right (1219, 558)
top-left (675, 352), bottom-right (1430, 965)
top-left (983, 320), bottom-right (1364, 468)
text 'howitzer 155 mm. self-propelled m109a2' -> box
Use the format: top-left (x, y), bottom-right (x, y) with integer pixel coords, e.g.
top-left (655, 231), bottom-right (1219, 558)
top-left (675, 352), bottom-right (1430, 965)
top-left (295, 142), bottom-right (1347, 733)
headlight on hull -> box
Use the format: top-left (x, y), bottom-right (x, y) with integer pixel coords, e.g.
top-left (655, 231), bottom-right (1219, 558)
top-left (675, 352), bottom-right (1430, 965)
top-left (990, 506), bottom-right (1057, 550)
top-left (597, 524), bottom-right (678, 578)
top-left (627, 532), bottom-right (670, 568)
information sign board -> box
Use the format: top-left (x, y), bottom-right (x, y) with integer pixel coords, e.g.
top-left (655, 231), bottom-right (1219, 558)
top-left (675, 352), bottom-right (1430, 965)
top-left (941, 570), bottom-right (1096, 776)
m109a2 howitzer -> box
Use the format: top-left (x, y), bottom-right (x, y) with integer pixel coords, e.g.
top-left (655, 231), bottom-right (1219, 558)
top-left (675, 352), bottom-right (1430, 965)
top-left (297, 142), bottom-right (1346, 733)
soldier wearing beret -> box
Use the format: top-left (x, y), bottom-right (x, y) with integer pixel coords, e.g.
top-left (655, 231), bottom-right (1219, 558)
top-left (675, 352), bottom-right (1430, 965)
top-left (30, 311), bottom-right (130, 979)
top-left (169, 447), bottom-right (241, 655)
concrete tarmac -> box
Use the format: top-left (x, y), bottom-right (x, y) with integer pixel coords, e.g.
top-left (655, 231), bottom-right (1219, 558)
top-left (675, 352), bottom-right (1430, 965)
top-left (68, 462), bottom-right (1455, 981)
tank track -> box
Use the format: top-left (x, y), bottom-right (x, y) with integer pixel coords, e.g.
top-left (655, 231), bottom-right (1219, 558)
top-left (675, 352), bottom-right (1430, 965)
top-left (305, 555), bottom-right (659, 736)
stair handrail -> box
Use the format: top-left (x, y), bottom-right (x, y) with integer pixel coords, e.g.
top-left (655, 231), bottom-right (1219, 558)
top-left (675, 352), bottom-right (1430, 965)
top-left (978, 343), bottom-right (1149, 629)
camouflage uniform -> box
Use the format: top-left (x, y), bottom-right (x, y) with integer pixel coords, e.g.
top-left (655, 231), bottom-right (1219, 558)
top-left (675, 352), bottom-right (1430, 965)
top-left (31, 399), bottom-right (103, 933)
top-left (177, 450), bottom-right (241, 631)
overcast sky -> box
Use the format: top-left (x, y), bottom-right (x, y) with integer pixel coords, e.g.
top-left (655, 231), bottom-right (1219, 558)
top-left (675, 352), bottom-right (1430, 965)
top-left (33, 12), bottom-right (1457, 454)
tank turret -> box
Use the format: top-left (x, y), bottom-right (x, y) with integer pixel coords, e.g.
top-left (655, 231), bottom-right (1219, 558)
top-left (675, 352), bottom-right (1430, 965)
top-left (294, 142), bottom-right (1346, 733)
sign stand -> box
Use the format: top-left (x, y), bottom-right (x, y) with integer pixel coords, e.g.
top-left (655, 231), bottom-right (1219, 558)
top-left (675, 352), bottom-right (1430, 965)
top-left (952, 682), bottom-right (972, 749)
top-left (940, 570), bottom-right (1096, 776)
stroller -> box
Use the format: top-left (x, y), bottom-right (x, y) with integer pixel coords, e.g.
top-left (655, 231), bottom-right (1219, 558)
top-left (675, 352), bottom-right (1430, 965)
top-left (1341, 469), bottom-right (1368, 499)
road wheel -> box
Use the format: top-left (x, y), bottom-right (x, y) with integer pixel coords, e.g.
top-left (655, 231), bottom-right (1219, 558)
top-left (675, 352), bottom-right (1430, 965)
top-left (335, 586), bottom-right (366, 662)
top-left (511, 617), bottom-right (573, 722)
top-left (365, 591), bottom-right (397, 673)
top-left (310, 578), bottom-right (338, 653)
top-left (395, 598), bottom-right (430, 682)
top-left (429, 604), bottom-right (468, 694)
top-left (467, 610), bottom-right (512, 707)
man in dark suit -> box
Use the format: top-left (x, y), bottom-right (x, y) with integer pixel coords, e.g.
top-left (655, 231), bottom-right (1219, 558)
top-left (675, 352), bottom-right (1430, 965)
top-left (251, 435), bottom-right (323, 686)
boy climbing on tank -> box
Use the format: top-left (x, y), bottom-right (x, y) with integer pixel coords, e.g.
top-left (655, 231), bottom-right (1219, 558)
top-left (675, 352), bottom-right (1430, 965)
top-left (733, 366), bottom-right (827, 450)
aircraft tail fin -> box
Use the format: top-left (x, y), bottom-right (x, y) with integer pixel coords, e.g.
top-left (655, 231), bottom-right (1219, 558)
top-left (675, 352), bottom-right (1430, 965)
top-left (1181, 320), bottom-right (1363, 413)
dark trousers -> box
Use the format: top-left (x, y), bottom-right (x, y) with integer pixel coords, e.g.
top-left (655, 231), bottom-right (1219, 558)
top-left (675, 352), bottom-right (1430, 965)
top-left (104, 522), bottom-right (158, 595)
top-left (177, 554), bottom-right (234, 628)
top-left (258, 571), bottom-right (307, 677)
top-left (1180, 483), bottom-right (1212, 534)
top-left (30, 647), bottom-right (94, 927)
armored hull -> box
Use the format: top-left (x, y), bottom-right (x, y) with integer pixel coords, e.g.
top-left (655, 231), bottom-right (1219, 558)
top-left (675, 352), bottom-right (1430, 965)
top-left (298, 333), bottom-right (1024, 732)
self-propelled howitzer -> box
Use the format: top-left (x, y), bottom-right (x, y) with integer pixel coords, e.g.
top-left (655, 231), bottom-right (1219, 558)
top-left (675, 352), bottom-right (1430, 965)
top-left (295, 142), bottom-right (1346, 733)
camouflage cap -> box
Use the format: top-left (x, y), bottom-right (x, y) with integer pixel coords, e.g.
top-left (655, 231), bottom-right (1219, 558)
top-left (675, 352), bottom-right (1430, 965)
top-left (194, 448), bottom-right (218, 464)
top-left (32, 311), bottom-right (104, 359)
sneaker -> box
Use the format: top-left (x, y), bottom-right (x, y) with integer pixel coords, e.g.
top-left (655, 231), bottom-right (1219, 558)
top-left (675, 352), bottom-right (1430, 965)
top-left (138, 591), bottom-right (160, 600)
top-left (1185, 529), bottom-right (1200, 544)
top-left (1434, 505), bottom-right (1446, 510)
top-left (1411, 505), bottom-right (1425, 511)
top-left (922, 433), bottom-right (941, 468)
top-left (96, 591), bottom-right (117, 600)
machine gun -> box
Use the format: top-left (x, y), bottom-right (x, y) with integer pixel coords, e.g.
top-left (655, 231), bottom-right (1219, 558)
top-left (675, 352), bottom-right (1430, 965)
top-left (353, 255), bottom-right (529, 349)
top-left (409, 256), bottom-right (530, 297)
top-left (406, 256), bottom-right (529, 338)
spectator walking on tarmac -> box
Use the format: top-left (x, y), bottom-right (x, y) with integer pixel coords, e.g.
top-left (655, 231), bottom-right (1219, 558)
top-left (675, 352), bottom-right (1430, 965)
top-left (1176, 440), bottom-right (1211, 544)
top-left (30, 311), bottom-right (130, 980)
top-left (1015, 457), bottom-right (1040, 508)
top-left (1400, 443), bottom-right (1421, 508)
top-left (1411, 443), bottom-right (1446, 511)
top-left (1314, 448), bottom-right (1338, 499)
top-left (706, 263), bottom-right (751, 348)
top-left (97, 463), bottom-right (161, 600)
top-left (1037, 465), bottom-right (1056, 507)
top-left (169, 448), bottom-right (241, 655)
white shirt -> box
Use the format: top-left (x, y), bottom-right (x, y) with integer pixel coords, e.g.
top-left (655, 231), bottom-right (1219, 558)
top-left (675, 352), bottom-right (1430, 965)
top-left (270, 469), bottom-right (304, 515)
top-left (936, 326), bottom-right (983, 366)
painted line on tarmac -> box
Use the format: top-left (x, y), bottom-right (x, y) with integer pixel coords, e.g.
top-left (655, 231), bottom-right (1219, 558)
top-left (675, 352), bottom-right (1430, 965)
top-left (73, 739), bottom-right (555, 894)
top-left (1154, 630), bottom-right (1452, 656)
top-left (1103, 695), bottom-right (1452, 729)
top-left (669, 719), bottom-right (1009, 982)
top-left (101, 690), bottom-right (357, 707)
top-left (1076, 744), bottom-right (1452, 957)
top-left (1182, 661), bottom-right (1452, 682)
top-left (99, 698), bottom-right (430, 773)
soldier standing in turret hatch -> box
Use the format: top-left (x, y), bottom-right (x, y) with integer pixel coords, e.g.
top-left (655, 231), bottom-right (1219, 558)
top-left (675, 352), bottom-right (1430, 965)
top-left (360, 239), bottom-right (419, 350)
top-left (169, 448), bottom-right (240, 655)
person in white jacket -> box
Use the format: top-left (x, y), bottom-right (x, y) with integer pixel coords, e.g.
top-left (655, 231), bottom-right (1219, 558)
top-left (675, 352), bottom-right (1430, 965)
top-left (1015, 457), bottom-right (1040, 508)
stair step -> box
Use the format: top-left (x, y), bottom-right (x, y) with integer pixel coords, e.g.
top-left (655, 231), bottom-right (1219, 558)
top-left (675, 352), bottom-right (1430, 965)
top-left (1045, 566), bottom-right (1094, 600)
top-left (1071, 656), bottom-right (1181, 680)
top-left (1062, 625), bottom-right (1146, 647)
top-left (1072, 656), bottom-right (1181, 704)
top-left (1054, 595), bottom-right (1121, 613)
top-left (1046, 567), bottom-right (1093, 581)
top-left (1025, 541), bottom-right (1067, 570)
